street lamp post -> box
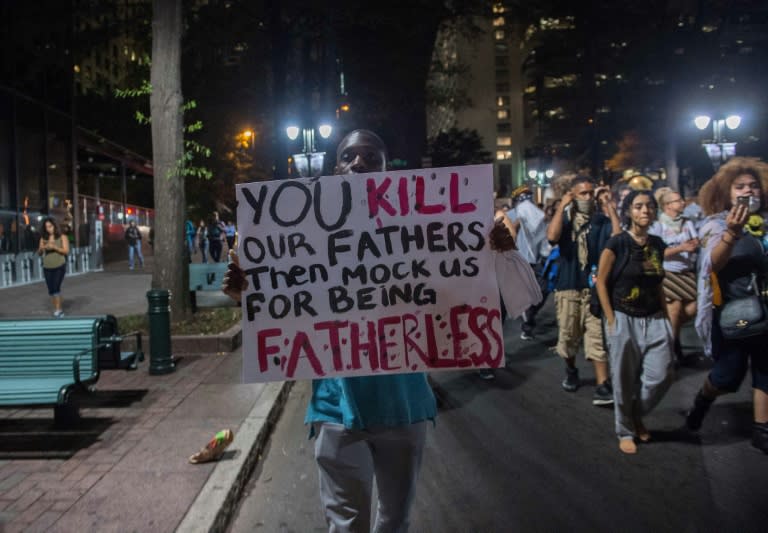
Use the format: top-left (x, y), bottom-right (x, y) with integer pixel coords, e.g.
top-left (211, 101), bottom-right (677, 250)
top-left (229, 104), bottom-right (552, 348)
top-left (527, 168), bottom-right (554, 204)
top-left (694, 114), bottom-right (741, 170)
top-left (286, 123), bottom-right (333, 177)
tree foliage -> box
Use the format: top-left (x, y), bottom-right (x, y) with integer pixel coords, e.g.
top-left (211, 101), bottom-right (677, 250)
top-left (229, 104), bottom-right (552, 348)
top-left (427, 127), bottom-right (492, 166)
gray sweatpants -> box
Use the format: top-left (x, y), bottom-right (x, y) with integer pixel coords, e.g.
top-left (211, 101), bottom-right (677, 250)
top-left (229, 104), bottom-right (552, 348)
top-left (606, 311), bottom-right (674, 439)
top-left (314, 421), bottom-right (427, 533)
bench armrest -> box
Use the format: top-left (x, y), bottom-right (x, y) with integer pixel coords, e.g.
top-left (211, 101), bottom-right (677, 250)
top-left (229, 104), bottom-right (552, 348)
top-left (102, 331), bottom-right (144, 369)
top-left (72, 343), bottom-right (108, 385)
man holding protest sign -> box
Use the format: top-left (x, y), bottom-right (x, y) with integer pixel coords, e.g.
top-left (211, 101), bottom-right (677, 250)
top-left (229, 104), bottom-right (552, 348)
top-left (224, 129), bottom-right (520, 532)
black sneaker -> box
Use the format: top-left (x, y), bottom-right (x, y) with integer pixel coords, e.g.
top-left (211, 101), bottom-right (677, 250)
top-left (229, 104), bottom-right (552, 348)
top-left (752, 422), bottom-right (768, 455)
top-left (686, 391), bottom-right (714, 431)
top-left (593, 380), bottom-right (614, 406)
top-left (561, 367), bottom-right (580, 392)
top-left (477, 369), bottom-right (495, 380)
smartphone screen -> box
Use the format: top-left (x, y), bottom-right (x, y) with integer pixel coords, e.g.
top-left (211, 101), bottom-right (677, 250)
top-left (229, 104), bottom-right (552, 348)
top-left (737, 196), bottom-right (750, 207)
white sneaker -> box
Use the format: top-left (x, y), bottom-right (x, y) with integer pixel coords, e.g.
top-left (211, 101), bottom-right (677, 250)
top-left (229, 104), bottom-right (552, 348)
top-left (53, 310), bottom-right (64, 318)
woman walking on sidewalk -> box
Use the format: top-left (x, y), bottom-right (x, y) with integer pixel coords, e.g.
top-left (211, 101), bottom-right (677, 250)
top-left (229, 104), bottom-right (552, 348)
top-left (595, 190), bottom-right (674, 454)
top-left (38, 217), bottom-right (70, 317)
top-left (685, 157), bottom-right (768, 454)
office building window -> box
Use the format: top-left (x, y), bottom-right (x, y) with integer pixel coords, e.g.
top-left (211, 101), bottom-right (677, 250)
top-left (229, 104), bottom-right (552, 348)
top-left (498, 109), bottom-right (509, 120)
top-left (496, 70), bottom-right (509, 80)
top-left (497, 96), bottom-right (509, 107)
top-left (496, 150), bottom-right (512, 160)
top-left (497, 123), bottom-right (511, 133)
top-left (543, 74), bottom-right (579, 88)
top-left (497, 136), bottom-right (512, 146)
top-left (493, 16), bottom-right (505, 27)
top-left (495, 55), bottom-right (508, 67)
top-left (496, 82), bottom-right (510, 93)
top-left (495, 30), bottom-right (505, 41)
top-left (540, 16), bottom-right (576, 30)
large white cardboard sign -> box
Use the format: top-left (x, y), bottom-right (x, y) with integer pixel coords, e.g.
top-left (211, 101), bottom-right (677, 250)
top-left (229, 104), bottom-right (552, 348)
top-left (236, 164), bottom-right (503, 382)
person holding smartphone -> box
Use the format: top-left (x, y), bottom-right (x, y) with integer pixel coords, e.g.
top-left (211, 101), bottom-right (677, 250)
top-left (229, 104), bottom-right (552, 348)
top-left (686, 157), bottom-right (768, 455)
top-left (38, 217), bottom-right (69, 317)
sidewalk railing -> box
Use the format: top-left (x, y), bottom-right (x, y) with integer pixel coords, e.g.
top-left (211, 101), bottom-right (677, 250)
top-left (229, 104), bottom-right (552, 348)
top-left (0, 247), bottom-right (95, 289)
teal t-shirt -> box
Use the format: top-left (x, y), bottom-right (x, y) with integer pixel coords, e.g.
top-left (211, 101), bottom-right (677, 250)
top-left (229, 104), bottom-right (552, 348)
top-left (305, 373), bottom-right (437, 431)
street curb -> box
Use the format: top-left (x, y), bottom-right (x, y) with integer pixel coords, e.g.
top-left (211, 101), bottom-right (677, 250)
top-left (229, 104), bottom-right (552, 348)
top-left (175, 379), bottom-right (293, 533)
top-left (172, 324), bottom-right (243, 354)
top-left (122, 324), bottom-right (243, 354)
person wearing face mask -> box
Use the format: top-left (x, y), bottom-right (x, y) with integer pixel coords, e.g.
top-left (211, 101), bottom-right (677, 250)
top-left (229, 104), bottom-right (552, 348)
top-left (546, 175), bottom-right (621, 404)
top-left (649, 187), bottom-right (700, 365)
top-left (686, 157), bottom-right (768, 455)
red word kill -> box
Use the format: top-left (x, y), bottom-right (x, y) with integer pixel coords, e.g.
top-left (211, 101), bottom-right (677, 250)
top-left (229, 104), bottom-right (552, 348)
top-left (367, 173), bottom-right (476, 218)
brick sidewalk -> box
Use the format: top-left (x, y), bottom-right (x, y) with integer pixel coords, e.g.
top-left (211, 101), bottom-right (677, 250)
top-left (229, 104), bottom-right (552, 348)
top-left (0, 349), bottom-right (266, 532)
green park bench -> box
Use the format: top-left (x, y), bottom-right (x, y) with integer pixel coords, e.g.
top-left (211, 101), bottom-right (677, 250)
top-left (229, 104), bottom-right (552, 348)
top-left (0, 316), bottom-right (144, 423)
top-left (189, 262), bottom-right (229, 313)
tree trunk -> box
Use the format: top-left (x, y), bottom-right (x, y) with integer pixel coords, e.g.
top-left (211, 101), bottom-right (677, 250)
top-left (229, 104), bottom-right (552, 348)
top-left (150, 0), bottom-right (188, 317)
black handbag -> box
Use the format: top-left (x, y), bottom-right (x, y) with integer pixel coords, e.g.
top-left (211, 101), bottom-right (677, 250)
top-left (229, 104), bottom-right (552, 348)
top-left (718, 274), bottom-right (768, 340)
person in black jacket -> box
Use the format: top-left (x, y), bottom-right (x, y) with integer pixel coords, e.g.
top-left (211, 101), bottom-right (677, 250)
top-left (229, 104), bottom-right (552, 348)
top-left (124, 219), bottom-right (144, 270)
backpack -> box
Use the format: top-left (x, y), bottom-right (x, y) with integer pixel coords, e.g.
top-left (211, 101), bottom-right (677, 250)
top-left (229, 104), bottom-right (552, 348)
top-left (589, 233), bottom-right (631, 318)
top-left (538, 246), bottom-right (560, 294)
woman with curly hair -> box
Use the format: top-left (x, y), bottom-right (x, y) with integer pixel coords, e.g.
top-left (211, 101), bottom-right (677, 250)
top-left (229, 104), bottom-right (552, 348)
top-left (685, 157), bottom-right (768, 455)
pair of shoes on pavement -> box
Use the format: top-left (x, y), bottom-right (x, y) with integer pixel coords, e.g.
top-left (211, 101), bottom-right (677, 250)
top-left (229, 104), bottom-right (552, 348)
top-left (561, 368), bottom-right (613, 406)
top-left (53, 310), bottom-right (65, 318)
top-left (189, 429), bottom-right (235, 464)
top-left (476, 369), bottom-right (495, 380)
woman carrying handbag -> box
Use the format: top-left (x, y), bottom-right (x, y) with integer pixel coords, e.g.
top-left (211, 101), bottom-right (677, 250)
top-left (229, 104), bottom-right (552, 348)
top-left (686, 157), bottom-right (768, 455)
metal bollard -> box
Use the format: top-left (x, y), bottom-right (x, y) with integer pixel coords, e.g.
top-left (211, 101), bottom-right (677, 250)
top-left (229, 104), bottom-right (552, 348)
top-left (146, 289), bottom-right (175, 375)
top-left (0, 255), bottom-right (13, 287)
top-left (19, 254), bottom-right (31, 283)
top-left (66, 252), bottom-right (76, 274)
top-left (81, 248), bottom-right (90, 272)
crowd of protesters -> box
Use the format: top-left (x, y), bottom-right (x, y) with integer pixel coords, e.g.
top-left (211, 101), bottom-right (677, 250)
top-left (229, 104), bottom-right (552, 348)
top-left (184, 212), bottom-right (237, 264)
top-left (500, 157), bottom-right (768, 456)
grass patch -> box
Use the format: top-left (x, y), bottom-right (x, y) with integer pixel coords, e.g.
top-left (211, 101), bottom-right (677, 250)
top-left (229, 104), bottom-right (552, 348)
top-left (118, 307), bottom-right (242, 336)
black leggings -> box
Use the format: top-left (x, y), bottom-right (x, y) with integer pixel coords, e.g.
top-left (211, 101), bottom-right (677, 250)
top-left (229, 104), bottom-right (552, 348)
top-left (43, 265), bottom-right (66, 296)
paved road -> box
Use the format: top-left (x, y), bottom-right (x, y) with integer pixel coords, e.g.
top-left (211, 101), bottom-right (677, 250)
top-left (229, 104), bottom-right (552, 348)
top-left (229, 300), bottom-right (768, 532)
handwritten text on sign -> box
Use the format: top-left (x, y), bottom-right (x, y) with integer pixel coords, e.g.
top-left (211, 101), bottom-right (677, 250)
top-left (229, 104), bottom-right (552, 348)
top-left (236, 165), bottom-right (502, 382)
